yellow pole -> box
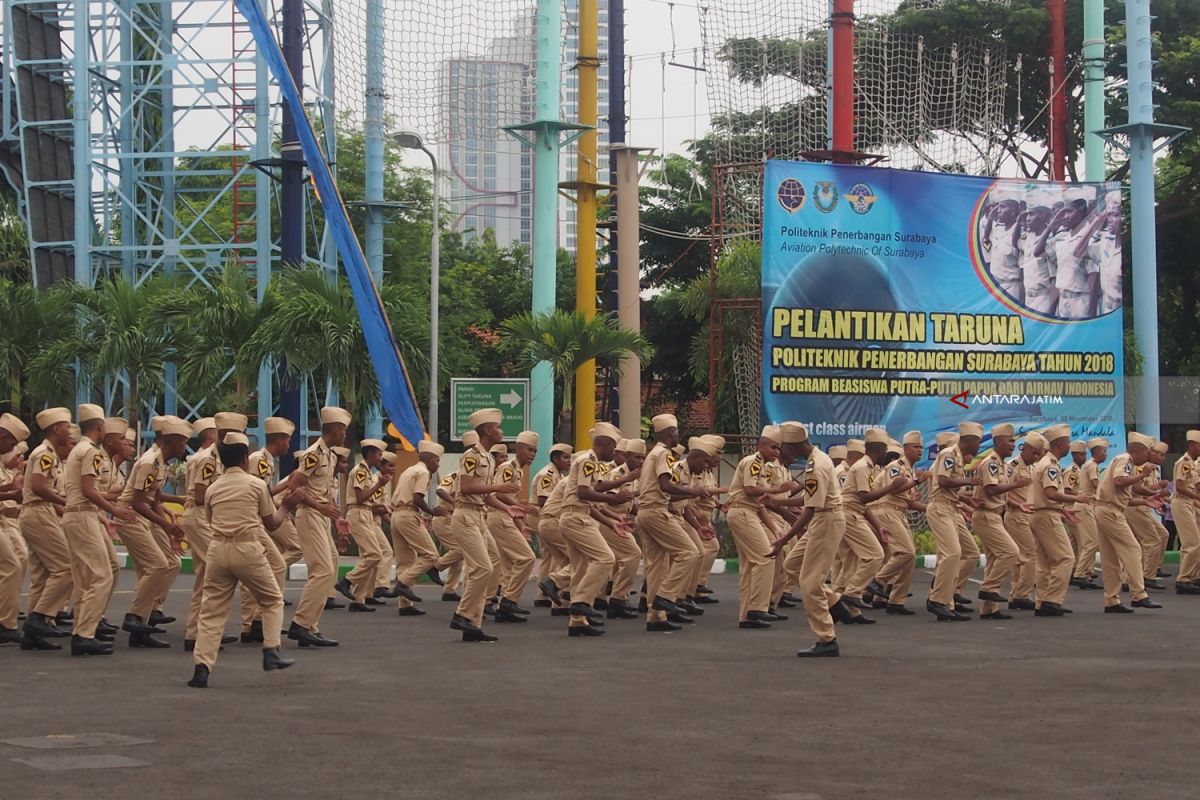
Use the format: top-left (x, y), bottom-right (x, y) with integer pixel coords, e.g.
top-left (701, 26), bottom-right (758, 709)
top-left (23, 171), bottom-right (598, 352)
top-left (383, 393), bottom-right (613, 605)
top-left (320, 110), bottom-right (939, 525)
top-left (573, 0), bottom-right (598, 450)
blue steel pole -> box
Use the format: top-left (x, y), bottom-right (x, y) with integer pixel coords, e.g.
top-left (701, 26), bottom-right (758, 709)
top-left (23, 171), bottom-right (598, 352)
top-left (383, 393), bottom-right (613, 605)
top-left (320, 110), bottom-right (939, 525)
top-left (363, 0), bottom-right (385, 439)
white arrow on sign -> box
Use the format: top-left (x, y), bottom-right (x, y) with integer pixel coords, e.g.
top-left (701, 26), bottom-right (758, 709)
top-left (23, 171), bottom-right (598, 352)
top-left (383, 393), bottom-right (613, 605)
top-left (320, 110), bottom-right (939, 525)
top-left (499, 390), bottom-right (522, 408)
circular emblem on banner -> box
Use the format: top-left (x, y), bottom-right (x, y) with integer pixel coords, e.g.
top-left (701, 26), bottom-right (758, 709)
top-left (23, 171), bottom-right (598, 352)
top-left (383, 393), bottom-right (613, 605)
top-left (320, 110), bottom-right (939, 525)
top-left (814, 181), bottom-right (839, 213)
top-left (845, 182), bottom-right (877, 215)
top-left (777, 178), bottom-right (807, 213)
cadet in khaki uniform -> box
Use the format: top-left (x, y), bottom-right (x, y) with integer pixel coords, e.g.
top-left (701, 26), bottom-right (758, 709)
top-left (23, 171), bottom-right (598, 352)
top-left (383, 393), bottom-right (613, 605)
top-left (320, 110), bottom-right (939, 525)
top-left (636, 414), bottom-right (709, 630)
top-left (1069, 438), bottom-right (1104, 588)
top-left (868, 431), bottom-right (924, 613)
top-left (1094, 432), bottom-right (1161, 612)
top-left (286, 407), bottom-right (350, 646)
top-left (336, 439), bottom-right (396, 610)
top-left (116, 416), bottom-right (191, 647)
top-left (61, 406), bottom-right (137, 656)
top-left (389, 441), bottom-right (448, 617)
top-left (725, 427), bottom-right (792, 628)
top-left (1004, 435), bottom-right (1040, 610)
top-left (536, 461), bottom-right (576, 613)
top-left (1129, 441), bottom-right (1172, 587)
top-left (970, 424), bottom-right (1024, 619)
top-left (187, 432), bottom-right (299, 688)
top-left (598, 439), bottom-right (643, 618)
top-left (531, 443), bottom-right (573, 606)
top-left (1028, 424), bottom-right (1078, 615)
top-left (488, 431), bottom-right (540, 621)
top-left (433, 467), bottom-right (464, 601)
top-left (445, 408), bottom-right (512, 642)
top-left (925, 423), bottom-right (983, 620)
top-left (837, 429), bottom-right (894, 607)
top-left (1172, 431), bottom-right (1200, 593)
top-left (370, 451), bottom-right (398, 598)
top-left (19, 408), bottom-right (75, 648)
top-left (145, 416), bottom-right (186, 624)
top-left (693, 434), bottom-right (727, 600)
top-left (669, 439), bottom-right (722, 612)
top-left (0, 414), bottom-right (32, 643)
top-left (769, 422), bottom-right (849, 657)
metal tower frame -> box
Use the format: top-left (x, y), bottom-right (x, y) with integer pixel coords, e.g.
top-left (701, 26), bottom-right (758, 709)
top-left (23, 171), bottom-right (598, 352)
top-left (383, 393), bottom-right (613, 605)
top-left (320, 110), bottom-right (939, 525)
top-left (1, 0), bottom-right (339, 443)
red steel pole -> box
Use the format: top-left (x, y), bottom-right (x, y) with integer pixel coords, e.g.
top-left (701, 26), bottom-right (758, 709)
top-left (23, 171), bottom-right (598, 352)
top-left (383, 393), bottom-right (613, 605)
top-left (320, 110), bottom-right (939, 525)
top-left (832, 0), bottom-right (855, 160)
top-left (1047, 0), bottom-right (1067, 180)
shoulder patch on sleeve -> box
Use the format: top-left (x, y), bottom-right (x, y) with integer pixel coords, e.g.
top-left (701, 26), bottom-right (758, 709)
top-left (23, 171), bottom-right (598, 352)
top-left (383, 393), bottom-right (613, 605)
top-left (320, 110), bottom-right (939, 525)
top-left (303, 451), bottom-right (320, 470)
top-left (461, 455), bottom-right (477, 475)
top-left (942, 455), bottom-right (955, 471)
top-left (201, 461), bottom-right (216, 480)
top-left (256, 458), bottom-right (271, 477)
top-left (888, 464), bottom-right (902, 479)
top-left (749, 461), bottom-right (761, 477)
top-left (501, 464), bottom-right (515, 482)
top-left (666, 453), bottom-right (678, 468)
top-left (540, 474), bottom-right (553, 489)
top-left (582, 460), bottom-right (597, 477)
top-left (987, 461), bottom-right (999, 477)
top-left (93, 453), bottom-right (104, 472)
top-left (142, 471), bottom-right (156, 491)
top-left (1047, 466), bottom-right (1059, 480)
top-left (837, 472), bottom-right (848, 487)
top-left (38, 454), bottom-right (54, 473)
top-left (804, 477), bottom-right (819, 496)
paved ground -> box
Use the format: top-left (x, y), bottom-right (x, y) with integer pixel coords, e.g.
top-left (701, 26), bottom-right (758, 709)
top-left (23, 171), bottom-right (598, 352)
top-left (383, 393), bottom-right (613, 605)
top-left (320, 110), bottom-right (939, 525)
top-left (3, 567), bottom-right (1198, 800)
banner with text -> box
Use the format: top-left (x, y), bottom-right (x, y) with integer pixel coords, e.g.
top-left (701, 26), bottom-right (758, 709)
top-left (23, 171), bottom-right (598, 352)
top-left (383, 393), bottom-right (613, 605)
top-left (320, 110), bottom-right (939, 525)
top-left (762, 161), bottom-right (1124, 451)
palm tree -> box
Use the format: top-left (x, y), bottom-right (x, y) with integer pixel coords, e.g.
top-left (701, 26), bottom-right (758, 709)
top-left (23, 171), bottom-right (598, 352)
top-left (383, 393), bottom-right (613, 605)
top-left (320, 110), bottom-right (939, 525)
top-left (0, 278), bottom-right (76, 414)
top-left (238, 266), bottom-right (429, 426)
top-left (499, 309), bottom-right (651, 442)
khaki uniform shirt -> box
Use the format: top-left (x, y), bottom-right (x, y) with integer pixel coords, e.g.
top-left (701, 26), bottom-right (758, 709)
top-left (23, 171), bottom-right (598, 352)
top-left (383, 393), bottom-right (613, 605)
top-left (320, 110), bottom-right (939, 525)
top-left (541, 474), bottom-right (571, 519)
top-left (205, 467), bottom-right (276, 540)
top-left (248, 448), bottom-right (276, 484)
top-left (1078, 459), bottom-right (1100, 502)
top-left (393, 463), bottom-right (432, 511)
top-left (1174, 454), bottom-right (1197, 504)
top-left (1031, 453), bottom-right (1065, 511)
top-left (185, 444), bottom-right (219, 510)
top-left (490, 460), bottom-right (524, 514)
top-left (667, 460), bottom-right (700, 516)
top-left (608, 463), bottom-right (636, 516)
top-left (841, 456), bottom-right (875, 514)
top-left (1097, 453), bottom-right (1137, 509)
top-left (1007, 458), bottom-right (1033, 508)
top-left (928, 445), bottom-right (966, 505)
top-left (562, 449), bottom-right (605, 514)
top-left (295, 439), bottom-right (337, 505)
top-left (802, 448), bottom-right (842, 511)
top-left (119, 448), bottom-right (166, 504)
top-left (64, 438), bottom-right (104, 509)
top-left (637, 443), bottom-right (677, 510)
top-left (976, 451), bottom-right (1007, 513)
top-left (456, 444), bottom-right (495, 508)
top-left (22, 441), bottom-right (60, 505)
top-left (348, 460), bottom-right (375, 507)
top-left (728, 453), bottom-right (773, 510)
top-left (532, 464), bottom-right (562, 505)
top-left (870, 458), bottom-right (911, 513)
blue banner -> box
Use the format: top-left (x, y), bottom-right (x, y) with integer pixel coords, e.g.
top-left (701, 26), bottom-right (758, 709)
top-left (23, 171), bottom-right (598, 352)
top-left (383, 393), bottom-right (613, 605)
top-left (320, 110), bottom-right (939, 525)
top-left (762, 161), bottom-right (1124, 452)
top-left (235, 0), bottom-right (426, 444)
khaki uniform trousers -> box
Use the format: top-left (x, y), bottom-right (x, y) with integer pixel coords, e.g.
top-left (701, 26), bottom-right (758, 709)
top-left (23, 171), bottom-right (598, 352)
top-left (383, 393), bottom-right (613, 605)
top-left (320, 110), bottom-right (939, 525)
top-left (149, 523), bottom-right (182, 610)
top-left (1171, 498), bottom-right (1200, 583)
top-left (390, 510), bottom-right (438, 609)
top-left (599, 522), bottom-right (641, 602)
top-left (61, 508), bottom-right (114, 639)
top-left (926, 500), bottom-right (965, 608)
top-left (115, 511), bottom-right (178, 621)
top-left (535, 515), bottom-right (571, 604)
top-left (270, 515), bottom-right (304, 568)
top-left (837, 509), bottom-right (885, 598)
top-left (726, 506), bottom-right (774, 621)
top-left (1125, 506), bottom-right (1168, 580)
top-left (1004, 510), bottom-right (1036, 601)
top-left (19, 503), bottom-right (73, 617)
top-left (872, 507), bottom-right (915, 605)
top-left (970, 509), bottom-right (1020, 614)
top-left (954, 516), bottom-right (981, 596)
top-left (487, 511), bottom-right (536, 603)
top-left (345, 507), bottom-right (387, 602)
top-left (695, 520), bottom-right (720, 591)
top-left (181, 507), bottom-right (214, 639)
top-left (441, 506), bottom-right (494, 627)
top-left (432, 515), bottom-right (464, 594)
top-left (193, 536), bottom-right (284, 670)
top-left (292, 506), bottom-right (335, 631)
top-left (635, 507), bottom-right (700, 623)
top-left (783, 510), bottom-right (846, 643)
top-left (1071, 504), bottom-right (1099, 579)
top-left (1029, 509), bottom-right (1073, 607)
top-left (0, 516), bottom-right (23, 629)
top-left (1095, 503), bottom-right (1149, 606)
top-left (559, 510), bottom-right (615, 612)
top-left (240, 529), bottom-right (287, 631)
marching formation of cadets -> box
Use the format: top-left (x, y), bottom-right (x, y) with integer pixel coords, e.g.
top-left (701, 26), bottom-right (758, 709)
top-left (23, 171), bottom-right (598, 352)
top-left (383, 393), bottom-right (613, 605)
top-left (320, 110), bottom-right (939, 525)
top-left (1, 405), bottom-right (1198, 685)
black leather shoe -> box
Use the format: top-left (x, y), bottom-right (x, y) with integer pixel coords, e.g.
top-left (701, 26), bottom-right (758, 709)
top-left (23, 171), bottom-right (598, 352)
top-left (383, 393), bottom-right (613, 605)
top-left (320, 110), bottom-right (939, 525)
top-left (676, 599), bottom-right (704, 616)
top-left (184, 638), bottom-right (195, 651)
top-left (1131, 597), bottom-right (1162, 609)
top-left (2, 624), bottom-right (25, 644)
top-left (847, 614), bottom-right (876, 625)
top-left (493, 609), bottom-right (527, 623)
top-left (262, 647), bottom-right (296, 671)
top-left (324, 598), bottom-right (345, 610)
top-left (747, 610), bottom-right (775, 623)
top-left (696, 584), bottom-right (714, 595)
top-left (1145, 579), bottom-right (1166, 591)
top-left (980, 611), bottom-right (1013, 620)
top-left (310, 632), bottom-right (339, 646)
top-left (221, 634), bottom-right (237, 645)
top-left (500, 599), bottom-right (531, 616)
top-left (1104, 604), bottom-right (1135, 614)
top-left (885, 604), bottom-right (915, 615)
top-left (96, 631), bottom-right (116, 642)
top-left (1008, 598), bottom-right (1036, 611)
top-left (739, 619), bottom-right (772, 629)
top-left (533, 598), bottom-right (552, 607)
top-left (334, 577), bottom-right (355, 601)
top-left (483, 602), bottom-right (497, 618)
top-left (867, 579), bottom-right (888, 599)
top-left (462, 629), bottom-right (498, 642)
top-left (1034, 602), bottom-right (1065, 617)
top-left (1078, 580), bottom-right (1103, 590)
top-left (287, 622), bottom-right (333, 647)
top-left (149, 610), bottom-right (175, 626)
top-left (283, 598), bottom-right (293, 607)
top-left (928, 602), bottom-right (960, 621)
top-left (666, 611), bottom-right (695, 624)
top-left (651, 595), bottom-right (685, 616)
top-left (1157, 569), bottom-right (1171, 578)
top-left (694, 594), bottom-right (719, 604)
top-left (397, 604), bottom-right (427, 616)
top-left (55, 611), bottom-right (74, 627)
top-left (71, 635), bottom-right (113, 656)
top-left (241, 620), bottom-right (264, 644)
top-left (781, 592), bottom-right (800, 603)
top-left (796, 640), bottom-right (839, 657)
top-left (606, 601), bottom-right (638, 620)
top-left (364, 596), bottom-right (387, 606)
top-left (188, 664), bottom-right (210, 688)
top-left (953, 594), bottom-right (973, 607)
top-left (373, 587), bottom-right (390, 599)
top-left (637, 596), bottom-right (648, 614)
top-left (97, 619), bottom-right (119, 636)
top-left (390, 581), bottom-right (421, 603)
top-left (767, 607), bottom-right (788, 621)
top-left (128, 632), bottom-right (171, 648)
top-left (348, 602), bottom-right (376, 613)
top-left (425, 566), bottom-right (445, 586)
top-left (775, 597), bottom-right (796, 608)
top-left (646, 620), bottom-right (682, 632)
top-left (537, 579), bottom-right (562, 606)
top-left (841, 595), bottom-right (870, 610)
top-left (568, 624), bottom-right (606, 637)
top-left (593, 597), bottom-right (609, 612)
top-left (449, 614), bottom-right (482, 634)
top-left (24, 613), bottom-right (68, 639)
top-left (19, 631), bottom-right (62, 650)
top-left (550, 607), bottom-right (570, 616)
top-left (441, 592), bottom-right (461, 602)
top-left (569, 602), bottom-right (603, 620)
top-left (829, 599), bottom-right (855, 624)
top-left (977, 590), bottom-right (1007, 603)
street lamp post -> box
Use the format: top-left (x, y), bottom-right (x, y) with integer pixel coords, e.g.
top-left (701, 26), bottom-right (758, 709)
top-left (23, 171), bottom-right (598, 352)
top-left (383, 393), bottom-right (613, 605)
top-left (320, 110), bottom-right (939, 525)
top-left (394, 130), bottom-right (440, 438)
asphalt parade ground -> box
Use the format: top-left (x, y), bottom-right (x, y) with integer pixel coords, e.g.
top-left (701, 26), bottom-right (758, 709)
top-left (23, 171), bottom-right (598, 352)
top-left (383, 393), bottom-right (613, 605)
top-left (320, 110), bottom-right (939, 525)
top-left (3, 568), bottom-right (1198, 800)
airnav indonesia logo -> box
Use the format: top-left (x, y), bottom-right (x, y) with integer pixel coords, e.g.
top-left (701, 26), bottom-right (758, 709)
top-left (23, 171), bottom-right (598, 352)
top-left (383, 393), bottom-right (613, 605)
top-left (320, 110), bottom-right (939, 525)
top-left (814, 181), bottom-right (838, 213)
top-left (844, 182), bottom-right (878, 214)
top-left (777, 179), bottom-right (807, 213)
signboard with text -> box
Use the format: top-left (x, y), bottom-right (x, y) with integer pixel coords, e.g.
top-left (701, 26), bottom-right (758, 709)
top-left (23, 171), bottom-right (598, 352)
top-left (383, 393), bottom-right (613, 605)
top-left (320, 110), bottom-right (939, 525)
top-left (450, 378), bottom-right (530, 441)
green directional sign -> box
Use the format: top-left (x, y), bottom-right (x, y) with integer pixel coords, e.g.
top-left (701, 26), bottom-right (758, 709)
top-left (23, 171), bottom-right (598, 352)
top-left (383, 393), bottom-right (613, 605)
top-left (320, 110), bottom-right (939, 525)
top-left (449, 378), bottom-right (530, 441)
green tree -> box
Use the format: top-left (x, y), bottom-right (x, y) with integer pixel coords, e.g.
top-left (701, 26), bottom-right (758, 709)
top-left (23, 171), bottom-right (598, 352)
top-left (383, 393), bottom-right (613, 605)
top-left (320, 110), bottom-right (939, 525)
top-left (0, 187), bottom-right (31, 282)
top-left (0, 278), bottom-right (76, 415)
top-left (499, 310), bottom-right (651, 441)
